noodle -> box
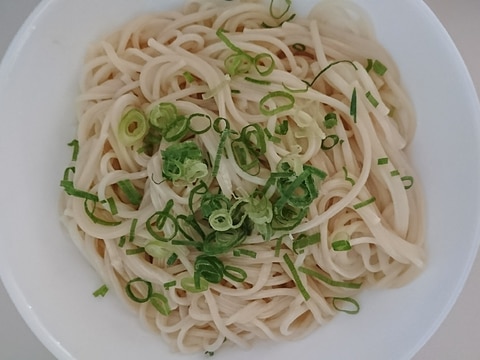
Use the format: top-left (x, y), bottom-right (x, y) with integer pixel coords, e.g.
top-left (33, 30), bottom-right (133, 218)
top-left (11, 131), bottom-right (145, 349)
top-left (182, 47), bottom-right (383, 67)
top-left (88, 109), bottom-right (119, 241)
top-left (60, 0), bottom-right (425, 354)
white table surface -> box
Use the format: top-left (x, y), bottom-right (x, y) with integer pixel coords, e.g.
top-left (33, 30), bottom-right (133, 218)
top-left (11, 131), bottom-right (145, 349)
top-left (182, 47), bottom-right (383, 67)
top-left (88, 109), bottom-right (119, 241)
top-left (1, 1), bottom-right (479, 359)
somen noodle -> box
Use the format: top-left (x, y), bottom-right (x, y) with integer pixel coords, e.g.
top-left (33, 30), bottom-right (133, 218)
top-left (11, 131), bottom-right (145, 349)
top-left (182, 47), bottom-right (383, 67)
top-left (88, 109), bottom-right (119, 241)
top-left (60, 0), bottom-right (425, 354)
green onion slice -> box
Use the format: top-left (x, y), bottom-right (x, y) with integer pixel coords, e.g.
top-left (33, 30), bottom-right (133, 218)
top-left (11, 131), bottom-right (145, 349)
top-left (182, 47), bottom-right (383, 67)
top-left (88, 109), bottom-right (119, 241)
top-left (84, 199), bottom-right (122, 226)
top-left (233, 248), bottom-right (257, 258)
top-left (352, 197), bottom-right (376, 210)
top-left (377, 157), bottom-right (389, 165)
top-left (350, 87), bottom-right (357, 123)
top-left (293, 233), bottom-right (321, 254)
top-left (150, 293), bottom-right (171, 316)
top-left (117, 179), bottom-right (143, 206)
top-left (332, 239), bottom-right (352, 251)
top-left (181, 276), bottom-right (208, 293)
top-left (283, 253), bottom-right (310, 301)
top-left (146, 199), bottom-right (178, 241)
top-left (68, 139), bottom-right (79, 162)
top-left (125, 277), bottom-right (153, 303)
top-left (298, 267), bottom-right (362, 289)
top-left (401, 175), bottom-right (414, 190)
top-left (194, 255), bottom-right (225, 284)
top-left (321, 134), bottom-right (340, 150)
top-left (365, 91), bottom-right (379, 108)
top-left (324, 112), bottom-right (338, 129)
top-left (224, 265), bottom-right (248, 282)
top-left (164, 280), bottom-right (177, 290)
top-left (259, 91), bottom-right (295, 116)
top-left (118, 108), bottom-right (149, 146)
top-left (92, 284), bottom-right (109, 298)
top-left (332, 296), bottom-right (360, 314)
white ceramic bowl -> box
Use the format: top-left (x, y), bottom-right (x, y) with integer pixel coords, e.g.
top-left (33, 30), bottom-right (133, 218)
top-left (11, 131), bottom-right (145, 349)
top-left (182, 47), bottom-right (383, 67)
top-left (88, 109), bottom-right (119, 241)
top-left (1, 0), bottom-right (480, 359)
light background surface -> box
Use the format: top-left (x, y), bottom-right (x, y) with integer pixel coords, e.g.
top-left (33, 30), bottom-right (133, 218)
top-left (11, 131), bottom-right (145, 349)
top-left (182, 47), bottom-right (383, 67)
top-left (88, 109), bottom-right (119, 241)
top-left (0, 0), bottom-right (479, 359)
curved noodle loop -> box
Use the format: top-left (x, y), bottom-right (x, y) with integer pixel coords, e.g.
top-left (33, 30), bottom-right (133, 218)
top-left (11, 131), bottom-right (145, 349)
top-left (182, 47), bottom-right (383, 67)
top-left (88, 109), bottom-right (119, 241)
top-left (61, 0), bottom-right (425, 354)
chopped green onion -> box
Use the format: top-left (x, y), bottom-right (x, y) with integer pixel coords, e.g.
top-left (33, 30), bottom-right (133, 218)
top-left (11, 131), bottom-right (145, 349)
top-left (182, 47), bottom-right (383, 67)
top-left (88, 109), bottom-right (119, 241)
top-left (118, 108), bottom-right (149, 146)
top-left (244, 76), bottom-right (271, 85)
top-left (209, 209), bottom-right (234, 231)
top-left (298, 267), bottom-right (362, 289)
top-left (377, 157), bottom-right (389, 165)
top-left (269, 0), bottom-right (292, 19)
top-left (63, 166), bottom-right (75, 181)
top-left (68, 139), bottom-right (79, 162)
top-left (390, 169), bottom-right (400, 177)
top-left (125, 277), bottom-right (153, 303)
top-left (292, 43), bottom-right (306, 52)
top-left (365, 91), bottom-right (379, 108)
top-left (342, 166), bottom-right (355, 186)
top-left (332, 239), bottom-right (352, 251)
top-left (92, 284), bottom-right (109, 298)
top-left (194, 255), bottom-right (225, 284)
top-left (283, 253), bottom-right (310, 301)
top-left (164, 280), bottom-right (177, 290)
top-left (372, 59), bottom-right (388, 76)
top-left (323, 112), bottom-right (338, 129)
top-left (149, 102), bottom-right (177, 129)
top-left (304, 60), bottom-right (358, 88)
top-left (233, 248), bottom-right (257, 258)
top-left (104, 197), bottom-right (118, 216)
top-left (84, 199), bottom-right (122, 226)
top-left (117, 179), bottom-right (143, 206)
top-left (183, 71), bottom-right (195, 83)
top-left (161, 141), bottom-right (207, 183)
top-left (332, 296), bottom-right (360, 314)
top-left (259, 91), bottom-right (295, 116)
top-left (167, 253), bottom-right (178, 266)
top-left (292, 233), bottom-right (321, 254)
top-left (205, 351), bottom-right (215, 357)
top-left (150, 293), bottom-right (171, 316)
top-left (224, 265), bottom-right (247, 282)
top-left (365, 58), bottom-right (373, 72)
top-left (275, 236), bottom-right (284, 257)
top-left (352, 197), bottom-right (376, 210)
top-left (187, 113), bottom-right (212, 134)
top-left (118, 236), bottom-right (126, 248)
top-left (146, 199), bottom-right (178, 241)
top-left (350, 87), bottom-right (357, 123)
top-left (181, 276), bottom-right (208, 293)
top-left (126, 247), bottom-right (145, 255)
top-left (401, 175), bottom-right (414, 190)
top-left (275, 119), bottom-right (289, 135)
top-left (254, 53), bottom-right (275, 76)
top-left (128, 218), bottom-right (138, 242)
top-left (145, 241), bottom-right (171, 259)
top-left (60, 180), bottom-right (99, 202)
top-left (321, 134), bottom-right (340, 150)
top-left (225, 53), bottom-right (253, 76)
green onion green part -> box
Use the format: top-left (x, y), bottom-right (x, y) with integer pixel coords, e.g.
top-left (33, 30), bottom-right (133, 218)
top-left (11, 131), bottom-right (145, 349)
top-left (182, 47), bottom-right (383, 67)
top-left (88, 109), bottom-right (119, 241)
top-left (377, 157), bottom-right (389, 165)
top-left (350, 88), bottom-right (357, 123)
top-left (352, 197), bottom-right (376, 210)
top-left (283, 253), bottom-right (310, 301)
top-left (68, 139), bottom-right (79, 162)
top-left (332, 296), bottom-right (360, 314)
top-left (324, 112), bottom-right (338, 129)
top-left (92, 284), bottom-right (109, 298)
top-left (401, 175), bottom-right (414, 190)
top-left (117, 179), bottom-right (143, 206)
top-left (298, 267), bottom-right (362, 289)
top-left (332, 239), bottom-right (352, 251)
top-left (365, 91), bottom-right (379, 108)
top-left (150, 293), bottom-right (171, 316)
top-left (125, 277), bottom-right (153, 303)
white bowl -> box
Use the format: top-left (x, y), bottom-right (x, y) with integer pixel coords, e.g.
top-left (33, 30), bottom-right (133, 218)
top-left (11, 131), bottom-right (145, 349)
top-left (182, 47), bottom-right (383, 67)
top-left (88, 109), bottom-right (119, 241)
top-left (1, 0), bottom-right (479, 359)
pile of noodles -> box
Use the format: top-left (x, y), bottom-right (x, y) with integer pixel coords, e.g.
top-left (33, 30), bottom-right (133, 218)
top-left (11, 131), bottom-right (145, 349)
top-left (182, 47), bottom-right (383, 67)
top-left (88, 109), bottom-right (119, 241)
top-left (60, 0), bottom-right (425, 354)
